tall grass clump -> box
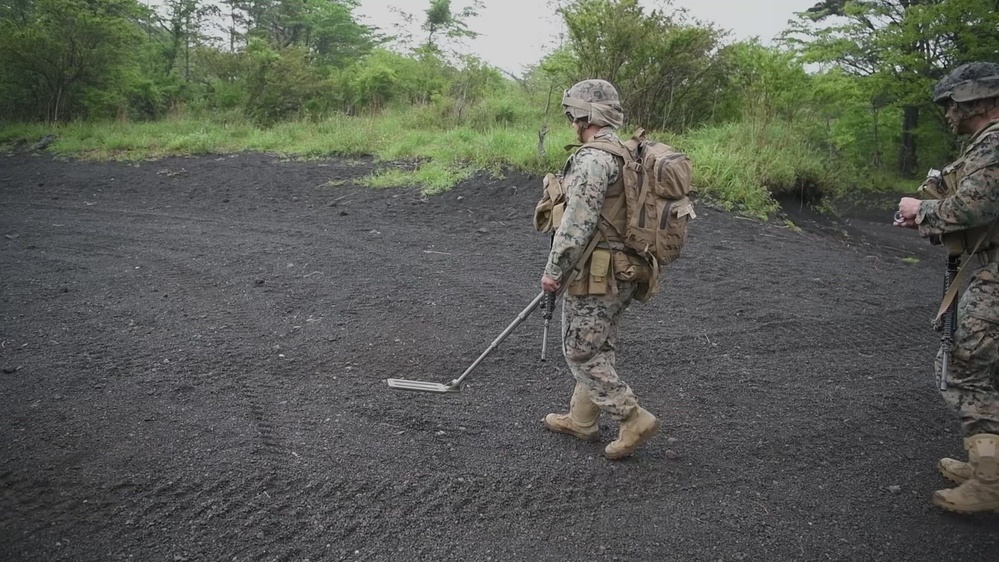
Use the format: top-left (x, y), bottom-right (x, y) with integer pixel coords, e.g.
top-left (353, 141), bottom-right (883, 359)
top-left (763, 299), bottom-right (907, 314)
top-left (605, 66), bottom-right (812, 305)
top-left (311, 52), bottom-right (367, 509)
top-left (683, 119), bottom-right (849, 218)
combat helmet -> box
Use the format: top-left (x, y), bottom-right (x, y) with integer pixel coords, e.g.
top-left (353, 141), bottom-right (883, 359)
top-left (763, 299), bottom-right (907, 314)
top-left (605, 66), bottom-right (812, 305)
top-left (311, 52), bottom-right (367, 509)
top-left (932, 62), bottom-right (999, 105)
top-left (562, 79), bottom-right (624, 129)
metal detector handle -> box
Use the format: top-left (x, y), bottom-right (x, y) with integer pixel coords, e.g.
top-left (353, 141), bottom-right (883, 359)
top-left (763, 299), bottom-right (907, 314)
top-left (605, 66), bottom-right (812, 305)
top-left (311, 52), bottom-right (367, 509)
top-left (541, 232), bottom-right (557, 361)
top-left (449, 291), bottom-right (547, 388)
top-left (540, 291), bottom-right (557, 361)
top-left (939, 255), bottom-right (960, 391)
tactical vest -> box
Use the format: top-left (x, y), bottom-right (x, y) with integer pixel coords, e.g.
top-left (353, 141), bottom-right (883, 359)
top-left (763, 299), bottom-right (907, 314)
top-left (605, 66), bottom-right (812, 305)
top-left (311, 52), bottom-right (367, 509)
top-left (534, 131), bottom-right (693, 301)
top-left (584, 138), bottom-right (630, 251)
top-left (940, 120), bottom-right (999, 257)
top-left (562, 137), bottom-right (646, 299)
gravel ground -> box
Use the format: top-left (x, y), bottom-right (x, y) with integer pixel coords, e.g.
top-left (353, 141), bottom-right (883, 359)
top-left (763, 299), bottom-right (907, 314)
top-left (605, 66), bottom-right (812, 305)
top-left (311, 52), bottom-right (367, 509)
top-left (1, 151), bottom-right (998, 561)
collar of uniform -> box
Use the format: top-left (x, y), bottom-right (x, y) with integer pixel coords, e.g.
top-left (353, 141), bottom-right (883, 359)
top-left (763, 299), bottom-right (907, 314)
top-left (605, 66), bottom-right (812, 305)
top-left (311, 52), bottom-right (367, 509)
top-left (971, 118), bottom-right (999, 141)
top-left (963, 118), bottom-right (999, 156)
top-left (593, 127), bottom-right (620, 141)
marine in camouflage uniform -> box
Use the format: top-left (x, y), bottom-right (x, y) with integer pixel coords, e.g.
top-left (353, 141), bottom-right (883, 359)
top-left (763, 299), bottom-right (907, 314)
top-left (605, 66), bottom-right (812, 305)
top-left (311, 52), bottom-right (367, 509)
top-left (540, 79), bottom-right (660, 460)
top-left (896, 62), bottom-right (999, 513)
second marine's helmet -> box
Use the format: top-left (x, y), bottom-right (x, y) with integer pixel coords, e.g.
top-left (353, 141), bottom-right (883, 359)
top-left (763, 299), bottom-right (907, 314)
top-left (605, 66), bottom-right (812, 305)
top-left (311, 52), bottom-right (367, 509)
top-left (932, 62), bottom-right (999, 105)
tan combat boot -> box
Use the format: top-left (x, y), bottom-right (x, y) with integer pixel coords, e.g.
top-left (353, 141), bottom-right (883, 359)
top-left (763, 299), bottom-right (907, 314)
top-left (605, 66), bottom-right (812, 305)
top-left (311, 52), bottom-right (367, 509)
top-left (933, 433), bottom-right (999, 513)
top-left (938, 457), bottom-right (972, 484)
top-left (604, 407), bottom-right (660, 460)
top-left (544, 383), bottom-right (601, 442)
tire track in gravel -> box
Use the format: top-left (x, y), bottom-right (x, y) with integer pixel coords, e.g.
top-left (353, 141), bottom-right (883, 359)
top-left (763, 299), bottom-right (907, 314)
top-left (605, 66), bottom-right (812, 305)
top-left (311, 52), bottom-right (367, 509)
top-left (8, 154), bottom-right (998, 561)
top-left (3, 194), bottom-right (353, 559)
top-left (57, 188), bottom-right (544, 560)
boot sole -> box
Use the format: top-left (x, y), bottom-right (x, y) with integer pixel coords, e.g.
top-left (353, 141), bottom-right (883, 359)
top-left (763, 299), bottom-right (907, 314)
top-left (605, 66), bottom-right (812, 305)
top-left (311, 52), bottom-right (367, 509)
top-left (543, 419), bottom-right (601, 443)
top-left (932, 493), bottom-right (999, 514)
top-left (604, 419), bottom-right (661, 460)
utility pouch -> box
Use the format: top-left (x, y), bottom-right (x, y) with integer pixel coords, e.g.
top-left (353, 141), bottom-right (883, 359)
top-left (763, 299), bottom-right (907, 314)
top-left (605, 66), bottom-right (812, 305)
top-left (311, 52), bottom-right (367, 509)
top-left (917, 169), bottom-right (946, 200)
top-left (533, 173), bottom-right (566, 233)
top-left (568, 260), bottom-right (589, 296)
top-left (941, 232), bottom-right (966, 256)
top-left (567, 249), bottom-right (612, 296)
top-left (534, 158), bottom-right (572, 233)
top-left (612, 251), bottom-right (648, 283)
top-left (612, 250), bottom-right (657, 302)
top-left (588, 249), bottom-right (611, 295)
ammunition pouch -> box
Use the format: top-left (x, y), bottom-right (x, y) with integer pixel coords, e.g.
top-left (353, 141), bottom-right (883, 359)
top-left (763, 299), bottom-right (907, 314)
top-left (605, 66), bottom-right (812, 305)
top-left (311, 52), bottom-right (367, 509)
top-left (941, 232), bottom-right (966, 256)
top-left (977, 246), bottom-right (999, 266)
top-left (569, 248), bottom-right (611, 296)
top-left (568, 247), bottom-right (656, 300)
top-left (941, 224), bottom-right (999, 257)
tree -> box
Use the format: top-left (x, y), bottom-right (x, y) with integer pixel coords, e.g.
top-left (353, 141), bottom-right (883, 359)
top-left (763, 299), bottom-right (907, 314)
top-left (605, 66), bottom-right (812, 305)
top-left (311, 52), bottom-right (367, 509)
top-left (715, 41), bottom-right (813, 124)
top-left (144, 0), bottom-right (219, 80)
top-left (0, 0), bottom-right (145, 121)
top-left (550, 0), bottom-right (728, 131)
top-left (422, 0), bottom-right (481, 52)
top-left (786, 0), bottom-right (999, 175)
top-left (302, 0), bottom-right (380, 67)
top-left (217, 0), bottom-right (377, 66)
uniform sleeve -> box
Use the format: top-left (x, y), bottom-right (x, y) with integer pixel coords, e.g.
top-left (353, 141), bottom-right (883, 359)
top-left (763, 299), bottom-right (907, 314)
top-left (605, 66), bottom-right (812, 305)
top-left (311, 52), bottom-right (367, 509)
top-left (917, 135), bottom-right (999, 237)
top-left (544, 148), bottom-right (619, 280)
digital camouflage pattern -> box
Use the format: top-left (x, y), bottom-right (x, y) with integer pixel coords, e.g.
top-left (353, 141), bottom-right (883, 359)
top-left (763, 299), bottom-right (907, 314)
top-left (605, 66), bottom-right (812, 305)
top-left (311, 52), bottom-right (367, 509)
top-left (545, 127), bottom-right (642, 421)
top-left (544, 129), bottom-right (621, 282)
top-left (565, 79), bottom-right (621, 106)
top-left (936, 262), bottom-right (999, 435)
top-left (917, 120), bottom-right (999, 436)
top-left (562, 80), bottom-right (625, 130)
top-left (916, 122), bottom-right (999, 236)
top-left (562, 281), bottom-right (640, 420)
top-left (933, 62), bottom-right (999, 105)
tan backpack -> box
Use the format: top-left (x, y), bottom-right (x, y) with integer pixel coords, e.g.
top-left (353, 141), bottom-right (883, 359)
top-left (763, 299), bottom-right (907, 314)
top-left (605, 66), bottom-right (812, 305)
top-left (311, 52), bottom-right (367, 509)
top-left (535, 128), bottom-right (695, 268)
top-left (608, 128), bottom-right (695, 267)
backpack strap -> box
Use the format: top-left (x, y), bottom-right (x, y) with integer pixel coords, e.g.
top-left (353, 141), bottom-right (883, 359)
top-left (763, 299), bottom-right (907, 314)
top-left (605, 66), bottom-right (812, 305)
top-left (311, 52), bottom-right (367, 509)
top-left (624, 128), bottom-right (646, 154)
top-left (580, 137), bottom-right (631, 236)
top-left (569, 137), bottom-right (649, 268)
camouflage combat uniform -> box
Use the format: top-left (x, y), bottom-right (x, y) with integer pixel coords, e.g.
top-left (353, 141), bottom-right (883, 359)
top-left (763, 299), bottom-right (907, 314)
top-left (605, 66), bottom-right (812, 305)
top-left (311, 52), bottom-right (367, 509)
top-left (545, 128), bottom-right (641, 421)
top-left (917, 119), bottom-right (999, 436)
top-left (541, 78), bottom-right (660, 459)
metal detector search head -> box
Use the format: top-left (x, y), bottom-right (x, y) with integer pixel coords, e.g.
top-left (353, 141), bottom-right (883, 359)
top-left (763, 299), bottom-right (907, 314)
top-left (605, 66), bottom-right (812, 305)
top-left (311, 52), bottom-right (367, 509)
top-left (385, 291), bottom-right (549, 395)
top-left (385, 378), bottom-right (460, 393)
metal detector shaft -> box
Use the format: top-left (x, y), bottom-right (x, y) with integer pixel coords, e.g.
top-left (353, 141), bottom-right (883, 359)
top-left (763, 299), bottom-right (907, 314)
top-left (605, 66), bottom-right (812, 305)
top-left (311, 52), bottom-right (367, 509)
top-left (450, 291), bottom-right (546, 388)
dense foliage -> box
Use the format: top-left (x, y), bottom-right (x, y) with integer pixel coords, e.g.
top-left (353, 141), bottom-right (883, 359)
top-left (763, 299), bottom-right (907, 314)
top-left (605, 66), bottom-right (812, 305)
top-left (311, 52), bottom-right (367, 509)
top-left (785, 0), bottom-right (999, 176)
top-left (2, 0), bottom-right (997, 214)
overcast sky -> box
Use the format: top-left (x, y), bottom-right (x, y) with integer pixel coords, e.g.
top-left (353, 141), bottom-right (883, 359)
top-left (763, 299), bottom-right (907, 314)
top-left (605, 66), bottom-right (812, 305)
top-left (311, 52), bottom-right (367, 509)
top-left (355, 0), bottom-right (815, 74)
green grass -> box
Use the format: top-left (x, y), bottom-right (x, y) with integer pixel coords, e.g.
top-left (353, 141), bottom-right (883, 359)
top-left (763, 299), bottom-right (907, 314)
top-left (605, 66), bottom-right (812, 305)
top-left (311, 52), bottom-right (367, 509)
top-left (1, 109), bottom-right (906, 217)
top-left (680, 119), bottom-right (847, 219)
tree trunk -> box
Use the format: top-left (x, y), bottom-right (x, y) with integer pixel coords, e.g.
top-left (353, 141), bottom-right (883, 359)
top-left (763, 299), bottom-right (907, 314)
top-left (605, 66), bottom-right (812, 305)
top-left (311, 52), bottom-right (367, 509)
top-left (899, 105), bottom-right (918, 177)
top-left (872, 104), bottom-right (882, 169)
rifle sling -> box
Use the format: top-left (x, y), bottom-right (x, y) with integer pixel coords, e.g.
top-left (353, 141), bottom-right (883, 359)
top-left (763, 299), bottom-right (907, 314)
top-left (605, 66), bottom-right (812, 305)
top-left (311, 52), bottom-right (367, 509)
top-left (561, 233), bottom-right (603, 293)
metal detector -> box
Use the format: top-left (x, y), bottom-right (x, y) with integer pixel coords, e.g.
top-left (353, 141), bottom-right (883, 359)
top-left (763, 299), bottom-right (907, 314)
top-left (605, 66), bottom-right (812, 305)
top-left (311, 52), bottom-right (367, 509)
top-left (386, 290), bottom-right (549, 393)
top-left (386, 236), bottom-right (596, 394)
